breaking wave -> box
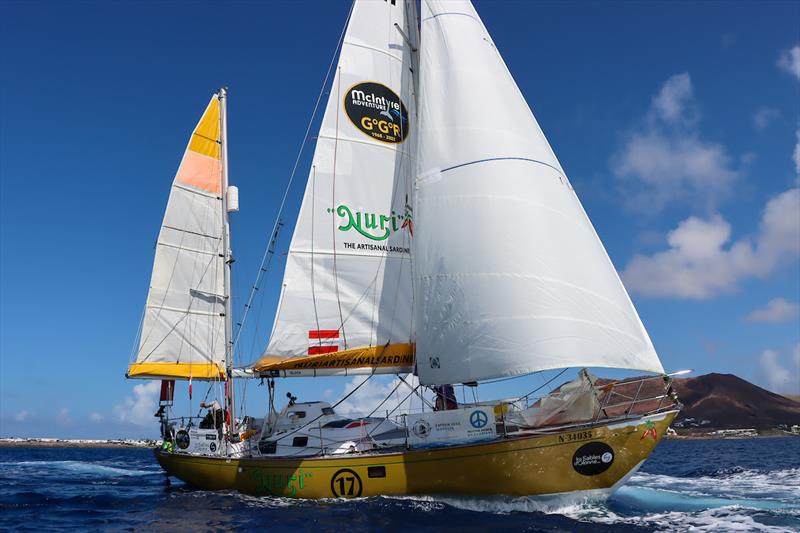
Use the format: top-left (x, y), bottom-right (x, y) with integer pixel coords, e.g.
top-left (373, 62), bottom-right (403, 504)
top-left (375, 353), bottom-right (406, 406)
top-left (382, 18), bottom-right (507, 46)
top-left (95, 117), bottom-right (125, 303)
top-left (376, 466), bottom-right (800, 532)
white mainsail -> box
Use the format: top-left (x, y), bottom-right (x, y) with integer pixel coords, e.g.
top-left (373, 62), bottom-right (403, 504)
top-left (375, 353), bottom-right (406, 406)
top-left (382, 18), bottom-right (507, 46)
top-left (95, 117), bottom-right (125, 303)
top-left (255, 0), bottom-right (417, 376)
top-left (414, 0), bottom-right (664, 385)
top-left (129, 95), bottom-right (228, 380)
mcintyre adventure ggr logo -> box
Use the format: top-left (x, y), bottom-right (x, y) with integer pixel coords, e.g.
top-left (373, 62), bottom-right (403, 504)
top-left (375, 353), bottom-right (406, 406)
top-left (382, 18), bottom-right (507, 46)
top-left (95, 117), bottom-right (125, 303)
top-left (344, 82), bottom-right (409, 143)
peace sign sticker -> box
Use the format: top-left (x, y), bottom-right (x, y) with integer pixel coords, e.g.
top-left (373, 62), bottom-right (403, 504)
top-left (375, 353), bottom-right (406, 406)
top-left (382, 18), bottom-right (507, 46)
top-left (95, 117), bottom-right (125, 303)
top-left (470, 410), bottom-right (489, 429)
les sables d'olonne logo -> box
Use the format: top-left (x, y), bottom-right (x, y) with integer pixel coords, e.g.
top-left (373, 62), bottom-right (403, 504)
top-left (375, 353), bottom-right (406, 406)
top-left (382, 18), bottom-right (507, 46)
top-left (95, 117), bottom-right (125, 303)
top-left (344, 82), bottom-right (409, 144)
top-left (327, 203), bottom-right (413, 242)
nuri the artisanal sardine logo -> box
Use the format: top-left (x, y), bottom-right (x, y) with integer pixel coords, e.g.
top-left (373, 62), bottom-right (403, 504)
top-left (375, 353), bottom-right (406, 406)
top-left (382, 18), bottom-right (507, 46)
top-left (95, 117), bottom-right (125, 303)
top-left (328, 203), bottom-right (412, 241)
top-left (344, 81), bottom-right (409, 143)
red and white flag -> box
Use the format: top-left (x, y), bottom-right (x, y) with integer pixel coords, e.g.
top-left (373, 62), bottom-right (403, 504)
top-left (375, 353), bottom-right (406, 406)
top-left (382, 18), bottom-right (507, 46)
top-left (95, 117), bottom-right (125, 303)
top-left (308, 329), bottom-right (339, 355)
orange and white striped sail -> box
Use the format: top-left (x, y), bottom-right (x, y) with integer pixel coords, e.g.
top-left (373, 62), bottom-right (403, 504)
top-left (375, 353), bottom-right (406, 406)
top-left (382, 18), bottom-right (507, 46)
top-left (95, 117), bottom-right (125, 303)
top-left (128, 95), bottom-right (227, 380)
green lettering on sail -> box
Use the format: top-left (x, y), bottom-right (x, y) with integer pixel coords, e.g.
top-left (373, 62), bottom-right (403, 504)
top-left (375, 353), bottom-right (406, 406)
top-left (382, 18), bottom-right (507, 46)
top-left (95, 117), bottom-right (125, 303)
top-left (329, 204), bottom-right (412, 241)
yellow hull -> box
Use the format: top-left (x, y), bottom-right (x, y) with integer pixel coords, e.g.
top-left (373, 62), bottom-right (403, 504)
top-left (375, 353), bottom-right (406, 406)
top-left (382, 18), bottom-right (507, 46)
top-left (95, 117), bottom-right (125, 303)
top-left (156, 410), bottom-right (676, 499)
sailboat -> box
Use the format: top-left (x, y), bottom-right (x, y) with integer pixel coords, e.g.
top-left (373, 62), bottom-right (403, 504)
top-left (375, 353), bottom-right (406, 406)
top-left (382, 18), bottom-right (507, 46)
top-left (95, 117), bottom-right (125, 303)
top-left (126, 0), bottom-right (681, 499)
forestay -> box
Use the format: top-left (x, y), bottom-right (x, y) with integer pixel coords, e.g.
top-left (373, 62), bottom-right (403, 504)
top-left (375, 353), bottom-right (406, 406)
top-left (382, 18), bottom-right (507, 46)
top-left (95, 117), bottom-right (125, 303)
top-left (129, 95), bottom-right (227, 380)
top-left (255, 0), bottom-right (417, 376)
top-left (414, 0), bottom-right (664, 385)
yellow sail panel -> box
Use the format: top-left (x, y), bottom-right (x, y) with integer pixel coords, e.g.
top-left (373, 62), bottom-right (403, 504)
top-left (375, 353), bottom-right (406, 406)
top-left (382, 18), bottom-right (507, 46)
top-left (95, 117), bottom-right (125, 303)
top-left (254, 343), bottom-right (415, 373)
top-left (188, 97), bottom-right (221, 159)
top-left (127, 362), bottom-right (226, 380)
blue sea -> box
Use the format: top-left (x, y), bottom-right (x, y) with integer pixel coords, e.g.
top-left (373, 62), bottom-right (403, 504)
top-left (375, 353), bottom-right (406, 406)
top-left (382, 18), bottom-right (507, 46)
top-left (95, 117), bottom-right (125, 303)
top-left (1, 437), bottom-right (798, 532)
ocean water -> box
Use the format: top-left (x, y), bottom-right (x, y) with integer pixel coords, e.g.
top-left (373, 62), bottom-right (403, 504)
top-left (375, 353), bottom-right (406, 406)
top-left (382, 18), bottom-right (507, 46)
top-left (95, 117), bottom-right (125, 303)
top-left (1, 437), bottom-right (798, 532)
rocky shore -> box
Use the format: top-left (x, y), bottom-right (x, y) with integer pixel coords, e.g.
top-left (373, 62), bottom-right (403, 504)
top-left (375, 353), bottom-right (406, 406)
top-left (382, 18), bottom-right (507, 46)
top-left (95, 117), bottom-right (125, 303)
top-left (0, 438), bottom-right (159, 448)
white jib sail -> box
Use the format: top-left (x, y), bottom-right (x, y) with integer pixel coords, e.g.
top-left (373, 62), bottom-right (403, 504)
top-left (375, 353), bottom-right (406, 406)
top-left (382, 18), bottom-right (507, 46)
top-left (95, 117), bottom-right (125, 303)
top-left (414, 0), bottom-right (664, 386)
top-left (260, 0), bottom-right (417, 372)
top-left (130, 95), bottom-right (227, 380)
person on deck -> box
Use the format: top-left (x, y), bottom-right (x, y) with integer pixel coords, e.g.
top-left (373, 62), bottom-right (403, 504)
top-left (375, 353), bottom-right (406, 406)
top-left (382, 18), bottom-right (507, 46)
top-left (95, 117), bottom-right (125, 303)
top-left (433, 385), bottom-right (458, 411)
top-left (199, 400), bottom-right (225, 437)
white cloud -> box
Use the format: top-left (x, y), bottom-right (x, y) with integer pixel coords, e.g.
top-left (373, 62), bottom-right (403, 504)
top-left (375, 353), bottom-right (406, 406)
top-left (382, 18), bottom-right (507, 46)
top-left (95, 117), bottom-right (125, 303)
top-left (336, 375), bottom-right (418, 417)
top-left (89, 412), bottom-right (104, 423)
top-left (759, 347), bottom-right (799, 394)
top-left (57, 408), bottom-right (72, 426)
top-left (113, 381), bottom-right (160, 427)
top-left (793, 129), bottom-right (800, 178)
top-left (652, 72), bottom-right (694, 124)
top-left (753, 107), bottom-right (779, 131)
top-left (744, 298), bottom-right (799, 323)
top-left (612, 73), bottom-right (739, 213)
top-left (777, 45), bottom-right (800, 81)
top-left (14, 410), bottom-right (30, 422)
top-left (623, 188), bottom-right (800, 299)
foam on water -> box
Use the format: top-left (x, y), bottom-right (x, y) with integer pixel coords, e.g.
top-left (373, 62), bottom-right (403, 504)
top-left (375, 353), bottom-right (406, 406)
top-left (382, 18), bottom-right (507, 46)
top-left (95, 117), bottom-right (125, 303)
top-left (3, 460), bottom-right (157, 477)
top-left (373, 466), bottom-right (800, 532)
top-left (626, 468), bottom-right (800, 505)
top-left (617, 506), bottom-right (800, 533)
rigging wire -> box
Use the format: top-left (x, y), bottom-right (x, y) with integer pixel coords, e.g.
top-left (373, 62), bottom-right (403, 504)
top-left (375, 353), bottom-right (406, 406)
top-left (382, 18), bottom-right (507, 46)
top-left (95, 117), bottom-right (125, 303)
top-left (515, 368), bottom-right (569, 403)
top-left (365, 376), bottom-right (405, 418)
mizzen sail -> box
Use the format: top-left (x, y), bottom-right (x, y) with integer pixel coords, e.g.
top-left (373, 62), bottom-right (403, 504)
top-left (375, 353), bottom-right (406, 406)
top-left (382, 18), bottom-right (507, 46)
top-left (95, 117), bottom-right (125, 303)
top-left (414, 0), bottom-right (664, 385)
top-left (254, 0), bottom-right (417, 376)
top-left (129, 95), bottom-right (227, 380)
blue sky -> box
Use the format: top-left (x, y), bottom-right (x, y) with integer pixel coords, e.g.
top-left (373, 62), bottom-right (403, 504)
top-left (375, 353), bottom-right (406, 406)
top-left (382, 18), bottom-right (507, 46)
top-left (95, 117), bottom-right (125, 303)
top-left (1, 0), bottom-right (798, 439)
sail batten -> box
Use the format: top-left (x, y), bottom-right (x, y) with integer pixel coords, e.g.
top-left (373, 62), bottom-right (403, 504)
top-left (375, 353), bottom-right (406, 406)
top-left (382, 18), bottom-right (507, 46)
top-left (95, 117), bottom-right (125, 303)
top-left (413, 0), bottom-right (664, 385)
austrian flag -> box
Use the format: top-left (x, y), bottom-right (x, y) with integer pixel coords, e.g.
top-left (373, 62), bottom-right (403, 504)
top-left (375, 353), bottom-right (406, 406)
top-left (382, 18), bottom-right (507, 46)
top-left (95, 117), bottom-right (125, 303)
top-left (308, 329), bottom-right (339, 355)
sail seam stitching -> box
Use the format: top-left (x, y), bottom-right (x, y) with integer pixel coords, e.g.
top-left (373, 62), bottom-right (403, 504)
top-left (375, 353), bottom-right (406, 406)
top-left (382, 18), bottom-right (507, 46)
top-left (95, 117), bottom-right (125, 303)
top-left (161, 225), bottom-right (221, 240)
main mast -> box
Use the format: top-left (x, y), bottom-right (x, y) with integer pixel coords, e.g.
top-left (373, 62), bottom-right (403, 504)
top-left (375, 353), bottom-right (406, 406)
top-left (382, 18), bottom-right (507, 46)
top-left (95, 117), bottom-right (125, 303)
top-left (218, 87), bottom-right (236, 438)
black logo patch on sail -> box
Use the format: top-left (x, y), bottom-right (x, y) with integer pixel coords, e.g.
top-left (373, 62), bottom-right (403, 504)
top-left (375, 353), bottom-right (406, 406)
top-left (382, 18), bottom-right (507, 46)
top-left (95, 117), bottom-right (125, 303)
top-left (572, 442), bottom-right (615, 476)
top-left (344, 82), bottom-right (409, 144)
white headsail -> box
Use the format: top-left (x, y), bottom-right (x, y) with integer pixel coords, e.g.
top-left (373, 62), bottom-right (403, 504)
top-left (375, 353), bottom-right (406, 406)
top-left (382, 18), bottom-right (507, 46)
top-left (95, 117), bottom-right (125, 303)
top-left (414, 0), bottom-right (664, 385)
top-left (255, 0), bottom-right (417, 377)
top-left (129, 95), bottom-right (228, 380)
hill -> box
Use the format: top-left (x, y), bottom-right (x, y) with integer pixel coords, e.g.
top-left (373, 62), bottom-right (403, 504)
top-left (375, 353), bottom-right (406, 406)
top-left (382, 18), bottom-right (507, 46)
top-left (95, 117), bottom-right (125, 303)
top-left (671, 373), bottom-right (800, 430)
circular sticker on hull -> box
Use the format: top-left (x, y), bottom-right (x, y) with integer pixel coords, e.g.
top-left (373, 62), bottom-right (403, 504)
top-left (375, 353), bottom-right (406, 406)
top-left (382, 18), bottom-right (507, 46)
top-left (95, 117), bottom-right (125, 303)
top-left (175, 430), bottom-right (190, 450)
top-left (572, 442), bottom-right (615, 476)
top-left (330, 468), bottom-right (363, 498)
top-left (344, 81), bottom-right (409, 144)
top-left (411, 419), bottom-right (431, 438)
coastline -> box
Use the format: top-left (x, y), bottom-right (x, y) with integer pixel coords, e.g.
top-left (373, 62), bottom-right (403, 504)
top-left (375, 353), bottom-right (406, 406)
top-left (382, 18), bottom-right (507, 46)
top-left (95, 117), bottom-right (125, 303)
top-left (0, 438), bottom-right (159, 449)
top-left (666, 428), bottom-right (799, 440)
